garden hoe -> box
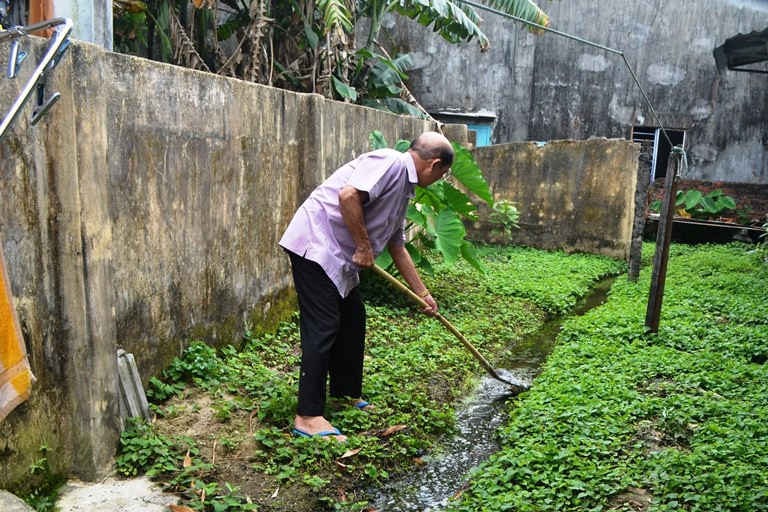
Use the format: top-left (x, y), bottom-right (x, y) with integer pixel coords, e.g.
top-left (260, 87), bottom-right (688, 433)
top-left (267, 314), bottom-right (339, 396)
top-left (372, 264), bottom-right (528, 394)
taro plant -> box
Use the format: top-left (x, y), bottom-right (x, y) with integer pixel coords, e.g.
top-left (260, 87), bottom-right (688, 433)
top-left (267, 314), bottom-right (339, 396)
top-left (368, 130), bottom-right (493, 272)
top-left (651, 188), bottom-right (737, 220)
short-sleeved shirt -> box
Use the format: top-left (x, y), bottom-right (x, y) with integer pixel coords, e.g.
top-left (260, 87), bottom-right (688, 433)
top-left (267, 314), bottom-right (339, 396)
top-left (279, 149), bottom-right (418, 297)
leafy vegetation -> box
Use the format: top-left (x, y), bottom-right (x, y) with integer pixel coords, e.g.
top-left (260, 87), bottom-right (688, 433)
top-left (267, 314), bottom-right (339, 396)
top-left (20, 445), bottom-right (63, 512)
top-left (487, 199), bottom-right (520, 239)
top-left (757, 215), bottom-right (768, 264)
top-left (451, 243), bottom-right (768, 511)
top-left (116, 245), bottom-right (623, 511)
top-left (113, 0), bottom-right (549, 116)
top-left (650, 188), bottom-right (737, 220)
top-left (369, 130), bottom-right (501, 273)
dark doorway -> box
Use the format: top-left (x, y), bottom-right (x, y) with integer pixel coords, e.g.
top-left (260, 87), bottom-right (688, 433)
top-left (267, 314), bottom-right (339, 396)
top-left (631, 126), bottom-right (686, 182)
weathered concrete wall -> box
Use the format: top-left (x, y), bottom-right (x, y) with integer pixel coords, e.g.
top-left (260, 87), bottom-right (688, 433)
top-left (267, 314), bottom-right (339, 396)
top-left (380, 0), bottom-right (768, 183)
top-left (471, 139), bottom-right (639, 259)
top-left (0, 38), bottom-right (430, 490)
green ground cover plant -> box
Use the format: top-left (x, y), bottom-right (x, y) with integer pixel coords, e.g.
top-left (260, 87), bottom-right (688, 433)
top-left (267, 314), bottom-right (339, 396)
top-left (115, 245), bottom-right (623, 511)
top-left (452, 243), bottom-right (768, 511)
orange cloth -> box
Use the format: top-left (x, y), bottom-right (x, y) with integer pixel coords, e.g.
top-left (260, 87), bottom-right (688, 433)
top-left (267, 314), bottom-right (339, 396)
top-left (27, 0), bottom-right (55, 37)
top-left (0, 238), bottom-right (35, 422)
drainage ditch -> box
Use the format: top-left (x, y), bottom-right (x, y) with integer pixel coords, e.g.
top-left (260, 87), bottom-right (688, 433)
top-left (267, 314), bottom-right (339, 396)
top-left (368, 277), bottom-right (615, 511)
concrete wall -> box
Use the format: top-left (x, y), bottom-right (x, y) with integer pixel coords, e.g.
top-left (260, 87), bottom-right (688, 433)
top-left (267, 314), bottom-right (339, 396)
top-left (470, 139), bottom-right (639, 259)
top-left (0, 38), bottom-right (430, 489)
top-left (0, 37), bottom-right (638, 491)
top-left (379, 0), bottom-right (768, 183)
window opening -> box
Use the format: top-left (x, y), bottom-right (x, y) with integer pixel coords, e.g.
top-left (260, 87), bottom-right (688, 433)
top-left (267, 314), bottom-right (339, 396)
top-left (632, 126), bottom-right (686, 183)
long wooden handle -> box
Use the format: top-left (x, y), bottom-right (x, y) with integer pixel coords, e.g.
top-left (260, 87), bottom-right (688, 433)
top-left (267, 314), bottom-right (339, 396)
top-left (371, 264), bottom-right (521, 389)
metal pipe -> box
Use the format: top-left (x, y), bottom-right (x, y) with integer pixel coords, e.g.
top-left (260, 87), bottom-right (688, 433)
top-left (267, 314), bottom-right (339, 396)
top-left (7, 38), bottom-right (19, 78)
top-left (0, 17), bottom-right (71, 42)
top-left (0, 17), bottom-right (72, 140)
top-left (454, 0), bottom-right (677, 151)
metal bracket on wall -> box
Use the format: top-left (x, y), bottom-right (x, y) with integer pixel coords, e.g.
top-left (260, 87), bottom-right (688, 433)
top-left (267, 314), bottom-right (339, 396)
top-left (0, 17), bottom-right (72, 140)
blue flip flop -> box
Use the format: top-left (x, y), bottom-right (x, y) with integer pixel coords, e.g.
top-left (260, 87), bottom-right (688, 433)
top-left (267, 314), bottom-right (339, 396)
top-left (292, 427), bottom-right (342, 438)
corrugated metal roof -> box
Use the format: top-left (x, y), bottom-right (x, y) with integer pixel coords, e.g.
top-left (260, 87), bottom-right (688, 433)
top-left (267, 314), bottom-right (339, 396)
top-left (713, 26), bottom-right (768, 74)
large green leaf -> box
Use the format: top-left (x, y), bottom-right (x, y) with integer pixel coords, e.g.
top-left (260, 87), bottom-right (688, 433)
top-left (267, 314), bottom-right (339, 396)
top-left (715, 195), bottom-right (736, 210)
top-left (354, 48), bottom-right (413, 99)
top-left (699, 195), bottom-right (717, 214)
top-left (414, 186), bottom-right (444, 211)
top-left (317, 0), bottom-right (353, 33)
top-left (374, 250), bottom-right (393, 269)
top-left (369, 130), bottom-right (388, 150)
top-left (304, 22), bottom-right (320, 49)
top-left (406, 203), bottom-right (428, 227)
top-left (392, 0), bottom-right (490, 48)
top-left (332, 76), bottom-right (358, 101)
top-left (460, 240), bottom-right (486, 272)
top-left (434, 209), bottom-right (466, 263)
top-left (679, 189), bottom-right (703, 210)
top-left (483, 0), bottom-right (549, 29)
top-left (407, 241), bottom-right (435, 275)
top-left (450, 143), bottom-right (493, 205)
top-left (439, 181), bottom-right (477, 216)
top-left (394, 139), bottom-right (411, 152)
top-left (361, 98), bottom-right (425, 117)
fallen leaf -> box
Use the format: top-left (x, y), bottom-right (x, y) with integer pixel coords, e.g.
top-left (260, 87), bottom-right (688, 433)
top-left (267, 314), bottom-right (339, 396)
top-left (339, 447), bottom-right (362, 459)
top-left (182, 449), bottom-right (192, 468)
top-left (168, 506), bottom-right (196, 512)
top-left (270, 486), bottom-right (279, 498)
top-left (380, 424), bottom-right (407, 437)
top-left (335, 460), bottom-right (348, 470)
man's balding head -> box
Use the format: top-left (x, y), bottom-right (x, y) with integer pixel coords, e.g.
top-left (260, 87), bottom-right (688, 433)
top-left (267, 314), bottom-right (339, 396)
top-left (409, 131), bottom-right (454, 169)
top-left (408, 131), bottom-right (454, 187)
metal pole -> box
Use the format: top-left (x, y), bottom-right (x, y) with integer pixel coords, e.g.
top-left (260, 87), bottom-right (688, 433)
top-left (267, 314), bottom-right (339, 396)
top-left (644, 147), bottom-right (682, 332)
top-left (0, 18), bottom-right (72, 140)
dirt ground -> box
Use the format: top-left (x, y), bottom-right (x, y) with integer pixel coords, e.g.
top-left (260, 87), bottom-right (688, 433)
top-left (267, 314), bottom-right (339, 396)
top-left (152, 390), bottom-right (320, 511)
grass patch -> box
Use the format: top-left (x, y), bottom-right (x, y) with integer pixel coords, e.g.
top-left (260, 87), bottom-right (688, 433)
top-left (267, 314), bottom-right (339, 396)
top-left (451, 243), bottom-right (768, 512)
top-left (115, 245), bottom-right (623, 511)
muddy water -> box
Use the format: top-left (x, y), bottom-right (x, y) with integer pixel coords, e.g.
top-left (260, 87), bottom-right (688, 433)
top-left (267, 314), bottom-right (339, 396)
top-left (368, 278), bottom-right (614, 511)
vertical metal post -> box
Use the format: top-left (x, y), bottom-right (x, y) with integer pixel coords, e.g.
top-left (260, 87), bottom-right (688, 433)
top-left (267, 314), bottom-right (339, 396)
top-left (644, 148), bottom-right (682, 332)
top-left (628, 150), bottom-right (652, 282)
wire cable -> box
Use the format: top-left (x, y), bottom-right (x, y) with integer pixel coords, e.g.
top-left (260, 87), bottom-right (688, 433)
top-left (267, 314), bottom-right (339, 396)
top-left (455, 0), bottom-right (679, 152)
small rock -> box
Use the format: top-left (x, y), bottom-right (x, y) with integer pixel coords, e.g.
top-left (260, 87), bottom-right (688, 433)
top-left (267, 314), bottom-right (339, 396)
top-left (0, 490), bottom-right (35, 512)
top-left (56, 476), bottom-right (178, 512)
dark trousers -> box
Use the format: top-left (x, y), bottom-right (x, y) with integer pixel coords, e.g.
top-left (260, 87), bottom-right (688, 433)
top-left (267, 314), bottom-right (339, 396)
top-left (288, 251), bottom-right (366, 417)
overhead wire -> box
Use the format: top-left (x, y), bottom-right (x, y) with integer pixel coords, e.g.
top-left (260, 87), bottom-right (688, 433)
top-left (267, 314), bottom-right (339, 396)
top-left (455, 0), bottom-right (681, 157)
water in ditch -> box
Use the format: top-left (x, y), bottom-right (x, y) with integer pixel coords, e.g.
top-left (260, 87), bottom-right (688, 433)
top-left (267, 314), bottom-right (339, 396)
top-left (368, 277), bottom-right (615, 511)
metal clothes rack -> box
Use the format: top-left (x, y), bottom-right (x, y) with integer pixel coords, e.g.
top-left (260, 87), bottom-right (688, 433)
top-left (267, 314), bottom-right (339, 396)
top-left (0, 17), bottom-right (72, 140)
